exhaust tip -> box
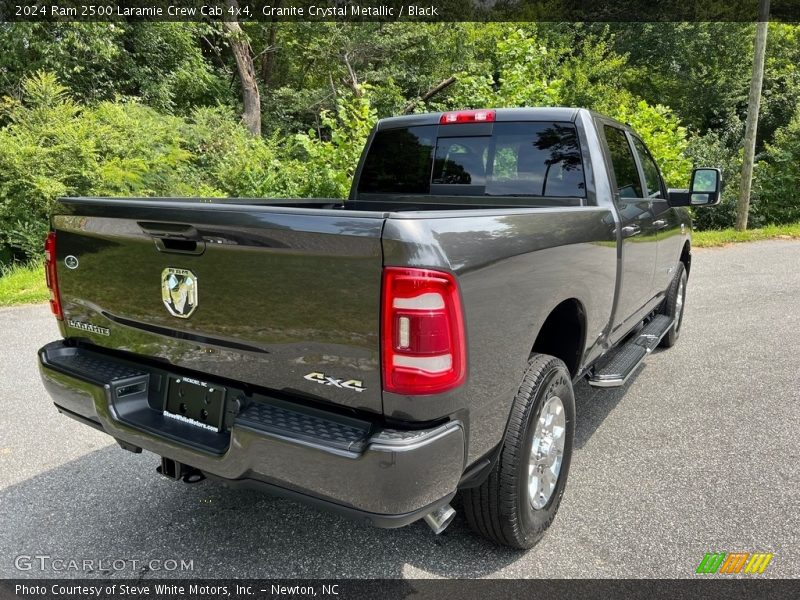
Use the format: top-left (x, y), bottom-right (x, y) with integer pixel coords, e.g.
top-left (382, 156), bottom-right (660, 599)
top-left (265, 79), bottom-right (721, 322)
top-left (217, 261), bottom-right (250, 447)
top-left (423, 504), bottom-right (456, 535)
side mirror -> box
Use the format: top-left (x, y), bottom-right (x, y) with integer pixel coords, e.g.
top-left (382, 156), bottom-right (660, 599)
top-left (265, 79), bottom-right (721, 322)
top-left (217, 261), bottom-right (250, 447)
top-left (667, 167), bottom-right (722, 207)
top-left (689, 168), bottom-right (722, 206)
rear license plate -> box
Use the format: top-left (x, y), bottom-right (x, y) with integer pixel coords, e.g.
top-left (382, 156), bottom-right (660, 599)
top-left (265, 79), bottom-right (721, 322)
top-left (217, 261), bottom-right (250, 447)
top-left (164, 376), bottom-right (226, 432)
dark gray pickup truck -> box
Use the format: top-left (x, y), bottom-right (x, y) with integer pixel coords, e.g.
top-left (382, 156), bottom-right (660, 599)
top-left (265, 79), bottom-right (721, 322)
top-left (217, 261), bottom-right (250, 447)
top-left (38, 107), bottom-right (720, 548)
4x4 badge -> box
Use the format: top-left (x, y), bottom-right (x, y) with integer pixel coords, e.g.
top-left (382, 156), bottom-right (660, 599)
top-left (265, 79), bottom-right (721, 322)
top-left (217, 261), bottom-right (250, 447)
top-left (304, 372), bottom-right (366, 393)
top-left (161, 267), bottom-right (198, 318)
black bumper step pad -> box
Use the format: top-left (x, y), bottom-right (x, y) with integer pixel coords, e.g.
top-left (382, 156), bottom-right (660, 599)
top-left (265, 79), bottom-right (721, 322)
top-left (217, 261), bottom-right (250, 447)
top-left (236, 400), bottom-right (371, 453)
top-left (46, 348), bottom-right (146, 384)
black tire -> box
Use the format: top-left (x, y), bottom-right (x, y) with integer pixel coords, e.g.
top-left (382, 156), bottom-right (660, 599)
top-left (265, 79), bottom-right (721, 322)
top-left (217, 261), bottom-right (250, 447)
top-left (462, 354), bottom-right (575, 549)
top-left (659, 262), bottom-right (687, 348)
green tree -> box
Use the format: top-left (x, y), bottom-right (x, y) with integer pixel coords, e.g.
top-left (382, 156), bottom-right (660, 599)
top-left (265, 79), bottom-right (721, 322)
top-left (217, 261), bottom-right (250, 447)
top-left (444, 26), bottom-right (691, 186)
top-left (0, 72), bottom-right (217, 260)
top-left (293, 87), bottom-right (378, 198)
top-left (755, 106), bottom-right (800, 225)
top-left (0, 23), bottom-right (229, 113)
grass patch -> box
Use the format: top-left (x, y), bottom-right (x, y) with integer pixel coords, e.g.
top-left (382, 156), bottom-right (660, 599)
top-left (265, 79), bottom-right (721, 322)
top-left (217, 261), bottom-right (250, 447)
top-left (0, 262), bottom-right (48, 307)
top-left (693, 222), bottom-right (800, 247)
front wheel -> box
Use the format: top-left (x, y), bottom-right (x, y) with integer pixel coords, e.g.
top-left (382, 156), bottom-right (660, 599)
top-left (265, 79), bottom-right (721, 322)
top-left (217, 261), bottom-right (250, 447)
top-left (659, 262), bottom-right (687, 348)
top-left (462, 354), bottom-right (575, 549)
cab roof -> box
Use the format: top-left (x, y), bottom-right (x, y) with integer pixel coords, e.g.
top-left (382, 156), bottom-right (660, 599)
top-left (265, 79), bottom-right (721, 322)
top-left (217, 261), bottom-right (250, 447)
top-left (376, 107), bottom-right (584, 131)
top-left (375, 107), bottom-right (631, 133)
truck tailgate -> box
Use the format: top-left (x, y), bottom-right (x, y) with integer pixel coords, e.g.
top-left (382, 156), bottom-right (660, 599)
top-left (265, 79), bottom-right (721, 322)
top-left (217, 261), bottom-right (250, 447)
top-left (52, 199), bottom-right (386, 415)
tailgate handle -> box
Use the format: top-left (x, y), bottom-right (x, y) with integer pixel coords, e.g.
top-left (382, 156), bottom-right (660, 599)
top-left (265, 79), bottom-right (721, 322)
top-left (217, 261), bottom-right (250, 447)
top-left (139, 222), bottom-right (206, 255)
top-left (154, 237), bottom-right (205, 255)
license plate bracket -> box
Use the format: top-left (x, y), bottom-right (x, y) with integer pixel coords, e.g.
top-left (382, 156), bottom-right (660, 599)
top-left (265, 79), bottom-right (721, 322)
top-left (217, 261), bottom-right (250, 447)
top-left (165, 376), bottom-right (226, 432)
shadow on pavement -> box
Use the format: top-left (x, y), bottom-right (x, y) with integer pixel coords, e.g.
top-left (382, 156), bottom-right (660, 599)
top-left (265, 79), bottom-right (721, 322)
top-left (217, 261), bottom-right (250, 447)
top-left (0, 444), bottom-right (523, 579)
top-left (573, 366), bottom-right (645, 450)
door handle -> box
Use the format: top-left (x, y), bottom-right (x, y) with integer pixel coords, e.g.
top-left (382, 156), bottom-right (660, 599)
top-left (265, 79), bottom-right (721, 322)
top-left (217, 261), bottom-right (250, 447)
top-left (621, 225), bottom-right (641, 238)
top-left (653, 219), bottom-right (668, 230)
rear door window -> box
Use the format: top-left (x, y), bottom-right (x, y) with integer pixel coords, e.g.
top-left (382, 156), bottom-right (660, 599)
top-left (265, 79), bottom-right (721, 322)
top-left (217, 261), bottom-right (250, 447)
top-left (603, 125), bottom-right (643, 198)
top-left (631, 136), bottom-right (664, 198)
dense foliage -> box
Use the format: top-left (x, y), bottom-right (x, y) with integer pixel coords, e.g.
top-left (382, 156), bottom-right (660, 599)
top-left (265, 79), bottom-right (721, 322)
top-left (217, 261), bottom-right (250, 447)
top-left (0, 22), bottom-right (797, 263)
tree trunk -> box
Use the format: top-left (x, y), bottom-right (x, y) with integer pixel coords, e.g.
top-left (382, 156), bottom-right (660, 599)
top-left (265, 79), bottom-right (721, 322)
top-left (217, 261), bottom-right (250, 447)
top-left (223, 6), bottom-right (261, 136)
top-left (260, 21), bottom-right (279, 88)
top-left (341, 52), bottom-right (362, 97)
top-left (736, 0), bottom-right (770, 231)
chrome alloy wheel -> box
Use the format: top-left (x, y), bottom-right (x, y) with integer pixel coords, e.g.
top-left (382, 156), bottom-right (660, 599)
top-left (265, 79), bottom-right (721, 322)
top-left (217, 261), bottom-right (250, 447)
top-left (528, 395), bottom-right (566, 510)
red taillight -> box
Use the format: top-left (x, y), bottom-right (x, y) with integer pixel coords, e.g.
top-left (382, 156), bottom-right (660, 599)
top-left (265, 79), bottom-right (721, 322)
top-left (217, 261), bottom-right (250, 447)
top-left (44, 231), bottom-right (63, 320)
top-left (381, 267), bottom-right (466, 395)
top-left (439, 109), bottom-right (496, 124)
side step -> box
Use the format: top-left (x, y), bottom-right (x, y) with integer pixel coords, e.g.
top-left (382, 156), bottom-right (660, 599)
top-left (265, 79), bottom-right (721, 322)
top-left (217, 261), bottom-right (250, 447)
top-left (589, 315), bottom-right (673, 388)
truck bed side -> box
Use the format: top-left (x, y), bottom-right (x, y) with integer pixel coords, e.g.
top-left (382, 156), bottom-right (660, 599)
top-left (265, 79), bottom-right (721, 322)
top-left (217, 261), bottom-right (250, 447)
top-left (382, 206), bottom-right (617, 463)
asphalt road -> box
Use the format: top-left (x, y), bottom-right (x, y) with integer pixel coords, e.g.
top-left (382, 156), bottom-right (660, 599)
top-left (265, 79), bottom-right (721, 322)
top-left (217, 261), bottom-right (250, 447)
top-left (1, 240), bottom-right (798, 579)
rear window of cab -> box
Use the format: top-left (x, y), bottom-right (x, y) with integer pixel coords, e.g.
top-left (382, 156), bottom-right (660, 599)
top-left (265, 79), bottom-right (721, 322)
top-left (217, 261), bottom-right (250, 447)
top-left (357, 122), bottom-right (586, 198)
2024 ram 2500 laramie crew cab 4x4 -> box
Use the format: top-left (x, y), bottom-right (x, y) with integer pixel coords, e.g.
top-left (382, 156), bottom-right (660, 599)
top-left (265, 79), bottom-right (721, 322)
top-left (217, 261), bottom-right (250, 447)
top-left (38, 108), bottom-right (720, 548)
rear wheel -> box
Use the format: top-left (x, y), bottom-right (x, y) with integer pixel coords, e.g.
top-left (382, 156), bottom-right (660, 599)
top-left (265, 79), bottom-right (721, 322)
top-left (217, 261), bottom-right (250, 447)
top-left (463, 354), bottom-right (575, 549)
top-left (659, 262), bottom-right (687, 348)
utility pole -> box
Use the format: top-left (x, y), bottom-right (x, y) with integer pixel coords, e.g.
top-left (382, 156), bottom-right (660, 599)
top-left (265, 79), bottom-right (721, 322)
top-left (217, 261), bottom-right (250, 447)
top-left (736, 0), bottom-right (770, 231)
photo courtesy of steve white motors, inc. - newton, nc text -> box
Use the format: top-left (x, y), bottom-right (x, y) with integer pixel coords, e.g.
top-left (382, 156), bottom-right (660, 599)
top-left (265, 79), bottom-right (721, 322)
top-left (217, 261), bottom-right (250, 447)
top-left (0, 0), bottom-right (799, 599)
